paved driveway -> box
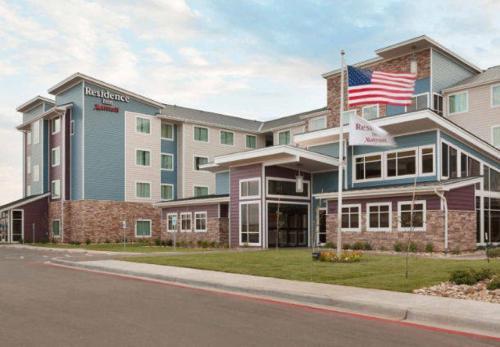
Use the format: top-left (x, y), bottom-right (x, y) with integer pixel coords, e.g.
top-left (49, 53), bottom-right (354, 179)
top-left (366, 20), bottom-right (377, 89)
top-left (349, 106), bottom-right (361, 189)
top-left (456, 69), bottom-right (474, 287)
top-left (0, 246), bottom-right (497, 347)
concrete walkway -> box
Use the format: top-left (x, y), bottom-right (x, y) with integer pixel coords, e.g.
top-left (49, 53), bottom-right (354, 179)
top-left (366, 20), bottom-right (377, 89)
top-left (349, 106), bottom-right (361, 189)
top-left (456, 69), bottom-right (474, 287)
top-left (49, 258), bottom-right (500, 338)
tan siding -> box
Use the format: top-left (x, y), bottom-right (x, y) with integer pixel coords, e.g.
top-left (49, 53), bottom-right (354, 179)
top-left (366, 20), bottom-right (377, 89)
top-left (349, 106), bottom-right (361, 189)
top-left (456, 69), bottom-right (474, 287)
top-left (444, 83), bottom-right (500, 146)
top-left (273, 125), bottom-right (306, 146)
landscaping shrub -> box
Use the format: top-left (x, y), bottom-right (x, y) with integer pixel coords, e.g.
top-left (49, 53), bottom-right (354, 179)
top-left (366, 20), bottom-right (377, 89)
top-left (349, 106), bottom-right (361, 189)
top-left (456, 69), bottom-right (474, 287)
top-left (319, 250), bottom-right (362, 263)
top-left (323, 242), bottom-right (335, 249)
top-left (362, 242), bottom-right (372, 250)
top-left (154, 238), bottom-right (161, 246)
top-left (342, 243), bottom-right (351, 250)
top-left (85, 239), bottom-right (91, 245)
top-left (352, 242), bottom-right (364, 250)
top-left (408, 242), bottom-right (418, 253)
top-left (425, 242), bottom-right (434, 253)
top-left (451, 246), bottom-right (461, 255)
top-left (393, 242), bottom-right (403, 252)
top-left (166, 239), bottom-right (173, 247)
top-left (449, 268), bottom-right (494, 285)
top-left (486, 247), bottom-right (500, 258)
top-left (209, 241), bottom-right (217, 248)
top-left (487, 277), bottom-right (500, 290)
top-left (474, 268), bottom-right (494, 282)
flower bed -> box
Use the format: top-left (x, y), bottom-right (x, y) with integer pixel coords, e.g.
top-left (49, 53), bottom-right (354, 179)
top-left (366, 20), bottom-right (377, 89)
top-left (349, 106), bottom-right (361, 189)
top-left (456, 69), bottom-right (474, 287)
top-left (413, 279), bottom-right (500, 304)
top-left (318, 250), bottom-right (362, 263)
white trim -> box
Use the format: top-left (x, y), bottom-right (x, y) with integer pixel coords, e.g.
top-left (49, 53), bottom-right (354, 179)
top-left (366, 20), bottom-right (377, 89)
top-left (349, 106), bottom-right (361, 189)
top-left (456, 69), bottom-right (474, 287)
top-left (135, 181), bottom-right (152, 200)
top-left (10, 209), bottom-right (24, 243)
top-left (340, 203), bottom-right (362, 232)
top-left (135, 116), bottom-right (151, 135)
top-left (265, 176), bottom-right (310, 200)
top-left (447, 90), bottom-right (469, 115)
top-left (27, 156), bottom-right (31, 175)
top-left (51, 179), bottom-right (61, 199)
top-left (51, 218), bottom-right (61, 238)
top-left (277, 129), bottom-right (292, 145)
top-left (16, 96), bottom-right (55, 113)
top-left (161, 122), bottom-right (175, 141)
top-left (419, 144), bottom-right (436, 176)
top-left (160, 183), bottom-right (174, 201)
top-left (154, 196), bottom-right (229, 208)
top-left (51, 116), bottom-right (61, 135)
top-left (308, 115), bottom-right (327, 131)
top-left (366, 202), bottom-right (392, 232)
top-left (491, 84), bottom-right (500, 108)
top-left (193, 126), bottom-right (209, 143)
top-left (239, 200), bottom-right (261, 246)
top-left (245, 134), bottom-right (257, 149)
top-left (361, 104), bottom-right (379, 120)
top-left (239, 177), bottom-right (261, 200)
top-left (194, 211), bottom-right (208, 232)
top-left (135, 148), bottom-right (152, 167)
top-left (193, 185), bottom-right (209, 197)
top-left (160, 153), bottom-right (174, 171)
top-left (219, 129), bottom-right (235, 146)
top-left (70, 120), bottom-right (75, 136)
top-left (135, 219), bottom-right (152, 238)
top-left (33, 164), bottom-right (40, 182)
top-left (352, 152), bottom-right (384, 183)
top-left (397, 200), bottom-right (427, 232)
top-left (193, 154), bottom-right (209, 172)
top-left (385, 146), bottom-right (419, 179)
top-left (180, 212), bottom-right (192, 232)
top-left (166, 213), bottom-right (177, 232)
top-left (491, 125), bottom-right (500, 149)
top-left (51, 146), bottom-right (61, 167)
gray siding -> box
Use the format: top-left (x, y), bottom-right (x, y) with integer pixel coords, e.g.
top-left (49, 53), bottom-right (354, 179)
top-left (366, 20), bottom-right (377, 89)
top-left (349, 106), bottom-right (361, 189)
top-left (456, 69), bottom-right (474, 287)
top-left (215, 171), bottom-right (230, 195)
top-left (22, 104), bottom-right (44, 124)
top-left (432, 50), bottom-right (476, 93)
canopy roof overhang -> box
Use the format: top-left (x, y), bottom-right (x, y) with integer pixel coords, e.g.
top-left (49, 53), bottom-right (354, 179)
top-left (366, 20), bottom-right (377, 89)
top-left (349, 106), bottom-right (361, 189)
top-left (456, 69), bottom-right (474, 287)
top-left (154, 194), bottom-right (229, 208)
top-left (294, 110), bottom-right (500, 162)
top-left (16, 105), bottom-right (71, 131)
top-left (201, 145), bottom-right (339, 173)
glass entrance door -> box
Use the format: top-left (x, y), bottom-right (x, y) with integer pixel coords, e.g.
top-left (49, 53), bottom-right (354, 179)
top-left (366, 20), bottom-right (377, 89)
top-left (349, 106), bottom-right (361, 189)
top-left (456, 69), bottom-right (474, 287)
top-left (11, 210), bottom-right (23, 243)
top-left (268, 203), bottom-right (308, 247)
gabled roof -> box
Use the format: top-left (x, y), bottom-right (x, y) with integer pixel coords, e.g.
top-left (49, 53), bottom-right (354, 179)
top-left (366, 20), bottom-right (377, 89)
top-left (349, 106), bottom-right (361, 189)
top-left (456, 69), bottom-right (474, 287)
top-left (260, 107), bottom-right (328, 132)
top-left (154, 194), bottom-right (229, 208)
top-left (16, 96), bottom-right (55, 113)
top-left (443, 65), bottom-right (500, 93)
top-left (0, 193), bottom-right (50, 213)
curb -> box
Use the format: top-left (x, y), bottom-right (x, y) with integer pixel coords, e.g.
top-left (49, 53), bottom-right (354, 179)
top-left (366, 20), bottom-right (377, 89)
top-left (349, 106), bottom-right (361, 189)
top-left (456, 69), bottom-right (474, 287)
top-left (48, 258), bottom-right (500, 338)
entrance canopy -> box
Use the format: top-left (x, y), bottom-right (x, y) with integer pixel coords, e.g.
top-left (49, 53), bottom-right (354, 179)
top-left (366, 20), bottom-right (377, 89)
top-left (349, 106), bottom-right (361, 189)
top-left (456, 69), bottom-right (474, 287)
top-left (201, 145), bottom-right (339, 172)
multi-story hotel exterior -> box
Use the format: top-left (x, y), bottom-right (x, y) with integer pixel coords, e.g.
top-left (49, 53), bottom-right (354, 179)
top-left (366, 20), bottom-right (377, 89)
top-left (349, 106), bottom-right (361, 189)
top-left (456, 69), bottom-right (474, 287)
top-left (0, 36), bottom-right (499, 251)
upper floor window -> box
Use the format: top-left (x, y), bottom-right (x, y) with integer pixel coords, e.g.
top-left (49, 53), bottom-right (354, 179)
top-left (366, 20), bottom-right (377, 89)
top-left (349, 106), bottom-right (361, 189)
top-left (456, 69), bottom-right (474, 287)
top-left (433, 94), bottom-right (443, 115)
top-left (194, 156), bottom-right (208, 170)
top-left (51, 179), bottom-right (61, 199)
top-left (51, 117), bottom-right (61, 135)
top-left (27, 156), bottom-right (31, 174)
top-left (51, 147), bottom-right (61, 167)
top-left (362, 105), bottom-right (379, 120)
top-left (342, 110), bottom-right (356, 125)
top-left (161, 153), bottom-right (174, 171)
top-left (493, 126), bottom-right (500, 148)
top-left (136, 117), bottom-right (150, 134)
top-left (194, 186), bottom-right (209, 197)
top-left (441, 142), bottom-right (458, 179)
top-left (267, 178), bottom-right (308, 198)
top-left (136, 182), bottom-right (151, 199)
top-left (136, 149), bottom-right (150, 166)
top-left (278, 130), bottom-right (291, 145)
top-left (27, 131), bottom-right (31, 145)
top-left (448, 92), bottom-right (468, 114)
top-left (33, 164), bottom-right (40, 182)
top-left (406, 93), bottom-right (429, 113)
top-left (308, 116), bottom-right (327, 131)
top-left (32, 120), bottom-right (40, 144)
top-left (387, 149), bottom-right (416, 177)
top-left (194, 126), bottom-right (208, 142)
top-left (420, 146), bottom-right (434, 176)
top-left (220, 130), bottom-right (234, 145)
top-left (492, 85), bottom-right (500, 107)
top-left (246, 135), bottom-right (257, 149)
top-left (161, 184), bottom-right (174, 201)
top-left (161, 123), bottom-right (174, 140)
top-left (460, 152), bottom-right (480, 177)
top-left (355, 154), bottom-right (382, 181)
top-left (240, 178), bottom-right (260, 199)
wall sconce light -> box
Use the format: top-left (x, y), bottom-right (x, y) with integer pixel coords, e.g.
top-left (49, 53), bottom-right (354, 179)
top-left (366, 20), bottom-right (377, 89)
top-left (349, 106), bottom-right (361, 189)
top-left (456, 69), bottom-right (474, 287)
top-left (296, 168), bottom-right (304, 193)
top-left (410, 45), bottom-right (418, 74)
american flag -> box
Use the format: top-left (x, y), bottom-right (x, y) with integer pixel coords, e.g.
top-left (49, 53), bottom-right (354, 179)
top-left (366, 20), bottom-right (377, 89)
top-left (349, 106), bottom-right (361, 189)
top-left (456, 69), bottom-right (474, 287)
top-left (347, 65), bottom-right (416, 107)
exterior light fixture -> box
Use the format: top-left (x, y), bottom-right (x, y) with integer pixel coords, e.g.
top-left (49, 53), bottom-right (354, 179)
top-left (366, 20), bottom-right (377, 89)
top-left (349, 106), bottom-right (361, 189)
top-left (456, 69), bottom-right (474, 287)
top-left (296, 168), bottom-right (304, 193)
top-left (410, 45), bottom-right (418, 74)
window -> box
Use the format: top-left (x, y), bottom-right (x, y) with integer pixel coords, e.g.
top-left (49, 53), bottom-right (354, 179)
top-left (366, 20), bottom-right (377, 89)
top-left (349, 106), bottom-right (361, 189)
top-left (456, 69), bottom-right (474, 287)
top-left (406, 93), bottom-right (429, 112)
top-left (27, 156), bottom-right (31, 174)
top-left (180, 212), bottom-right (192, 232)
top-left (448, 92), bottom-right (468, 114)
top-left (441, 142), bottom-right (458, 178)
top-left (240, 178), bottom-right (260, 199)
top-left (51, 180), bottom-right (61, 199)
top-left (135, 220), bottom-right (151, 237)
top-left (167, 213), bottom-right (177, 232)
top-left (32, 120), bottom-right (40, 144)
top-left (367, 203), bottom-right (391, 231)
top-left (341, 205), bottom-right (361, 231)
top-left (52, 220), bottom-right (60, 237)
top-left (308, 116), bottom-right (327, 131)
top-left (51, 117), bottom-right (61, 134)
top-left (194, 212), bottom-right (207, 232)
top-left (342, 110), bottom-right (356, 125)
top-left (492, 85), bottom-right (500, 107)
top-left (136, 117), bottom-right (150, 134)
top-left (484, 197), bottom-right (500, 243)
top-left (355, 154), bottom-right (382, 181)
top-left (51, 147), bottom-right (60, 167)
top-left (267, 178), bottom-right (309, 198)
top-left (433, 94), bottom-right (443, 115)
top-left (136, 182), bottom-right (151, 199)
top-left (161, 123), bottom-right (174, 140)
top-left (136, 150), bottom-right (150, 166)
top-left (27, 131), bottom-right (31, 145)
top-left (278, 130), bottom-right (291, 145)
top-left (386, 149), bottom-right (416, 177)
top-left (420, 146), bottom-right (434, 175)
top-left (240, 202), bottom-right (260, 245)
top-left (460, 153), bottom-right (480, 177)
top-left (161, 153), bottom-right (174, 171)
top-left (398, 201), bottom-right (426, 231)
top-left (220, 130), bottom-right (234, 145)
top-left (33, 165), bottom-right (39, 182)
top-left (362, 105), bottom-right (379, 120)
top-left (194, 186), bottom-right (209, 197)
top-left (26, 185), bottom-right (31, 196)
top-left (246, 135), bottom-right (257, 149)
top-left (194, 126), bottom-right (208, 142)
top-left (492, 126), bottom-right (500, 148)
top-left (194, 156), bottom-right (208, 170)
top-left (161, 184), bottom-right (174, 201)
top-left (70, 120), bottom-right (75, 136)
top-left (484, 166), bottom-right (500, 192)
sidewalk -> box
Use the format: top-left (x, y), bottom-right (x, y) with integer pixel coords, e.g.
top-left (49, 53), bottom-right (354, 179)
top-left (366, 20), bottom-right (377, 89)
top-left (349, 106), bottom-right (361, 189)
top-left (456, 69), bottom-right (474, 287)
top-left (49, 258), bottom-right (500, 338)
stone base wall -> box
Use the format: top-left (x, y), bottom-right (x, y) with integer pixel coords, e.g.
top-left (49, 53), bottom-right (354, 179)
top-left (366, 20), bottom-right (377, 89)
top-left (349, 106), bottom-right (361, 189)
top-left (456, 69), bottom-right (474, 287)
top-left (49, 200), bottom-right (161, 243)
top-left (326, 210), bottom-right (476, 252)
top-left (160, 217), bottom-right (229, 246)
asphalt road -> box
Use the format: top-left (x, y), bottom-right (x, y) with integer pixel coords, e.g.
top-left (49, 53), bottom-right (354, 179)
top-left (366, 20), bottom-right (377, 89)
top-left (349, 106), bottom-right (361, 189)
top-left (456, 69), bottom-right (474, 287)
top-left (0, 246), bottom-right (498, 347)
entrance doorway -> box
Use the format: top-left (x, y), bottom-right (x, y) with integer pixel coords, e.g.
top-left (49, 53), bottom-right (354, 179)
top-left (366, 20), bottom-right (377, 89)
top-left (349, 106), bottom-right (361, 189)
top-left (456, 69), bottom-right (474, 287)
top-left (11, 210), bottom-right (23, 243)
top-left (267, 202), bottom-right (308, 247)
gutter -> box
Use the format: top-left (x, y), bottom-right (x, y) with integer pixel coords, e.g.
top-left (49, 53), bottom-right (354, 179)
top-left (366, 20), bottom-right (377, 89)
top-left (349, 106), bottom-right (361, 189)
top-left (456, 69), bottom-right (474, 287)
top-left (433, 188), bottom-right (449, 252)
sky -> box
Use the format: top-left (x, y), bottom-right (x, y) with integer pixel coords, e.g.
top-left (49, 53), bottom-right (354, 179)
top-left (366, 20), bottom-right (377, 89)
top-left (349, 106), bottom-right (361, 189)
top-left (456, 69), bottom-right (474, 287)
top-left (0, 0), bottom-right (499, 204)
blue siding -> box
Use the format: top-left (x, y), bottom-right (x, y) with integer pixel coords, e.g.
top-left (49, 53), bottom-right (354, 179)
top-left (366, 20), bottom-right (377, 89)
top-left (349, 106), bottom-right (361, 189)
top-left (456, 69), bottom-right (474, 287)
top-left (22, 104), bottom-right (44, 123)
top-left (309, 142), bottom-right (339, 157)
top-left (56, 82), bottom-right (84, 200)
top-left (312, 171), bottom-right (338, 193)
top-left (83, 82), bottom-right (160, 201)
top-left (161, 124), bottom-right (178, 197)
top-left (43, 120), bottom-right (49, 192)
top-left (432, 50), bottom-right (475, 93)
top-left (386, 78), bottom-right (430, 116)
top-left (441, 132), bottom-right (500, 170)
top-left (215, 171), bottom-right (230, 195)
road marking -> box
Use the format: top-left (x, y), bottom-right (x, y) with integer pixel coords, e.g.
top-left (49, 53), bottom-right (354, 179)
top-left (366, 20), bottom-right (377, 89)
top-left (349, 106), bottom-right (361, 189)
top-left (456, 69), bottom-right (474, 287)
top-left (45, 261), bottom-right (500, 342)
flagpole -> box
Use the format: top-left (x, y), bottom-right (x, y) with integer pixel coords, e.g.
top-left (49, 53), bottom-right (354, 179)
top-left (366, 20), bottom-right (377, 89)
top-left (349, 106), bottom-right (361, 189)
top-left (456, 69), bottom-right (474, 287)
top-left (337, 50), bottom-right (345, 255)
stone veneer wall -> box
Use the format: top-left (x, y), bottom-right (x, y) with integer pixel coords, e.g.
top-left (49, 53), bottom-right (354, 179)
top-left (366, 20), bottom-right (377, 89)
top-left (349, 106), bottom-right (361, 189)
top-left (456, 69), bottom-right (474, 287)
top-left (160, 217), bottom-right (229, 245)
top-left (325, 210), bottom-right (476, 252)
top-left (49, 200), bottom-right (161, 243)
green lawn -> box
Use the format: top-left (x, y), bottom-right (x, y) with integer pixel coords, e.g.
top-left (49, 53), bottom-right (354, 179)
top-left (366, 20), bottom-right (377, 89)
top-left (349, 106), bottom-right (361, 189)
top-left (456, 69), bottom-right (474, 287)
top-left (125, 249), bottom-right (500, 292)
top-left (29, 243), bottom-right (213, 253)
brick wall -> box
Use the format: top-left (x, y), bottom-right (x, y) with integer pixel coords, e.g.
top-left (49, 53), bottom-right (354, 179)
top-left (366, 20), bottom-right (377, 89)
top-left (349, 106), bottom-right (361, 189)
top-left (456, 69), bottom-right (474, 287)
top-left (326, 209), bottom-right (476, 252)
top-left (326, 49), bottom-right (431, 127)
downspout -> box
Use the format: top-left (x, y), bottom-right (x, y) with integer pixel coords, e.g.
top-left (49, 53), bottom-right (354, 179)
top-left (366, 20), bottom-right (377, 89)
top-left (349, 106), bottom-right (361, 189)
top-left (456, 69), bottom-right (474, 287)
top-left (433, 188), bottom-right (448, 252)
